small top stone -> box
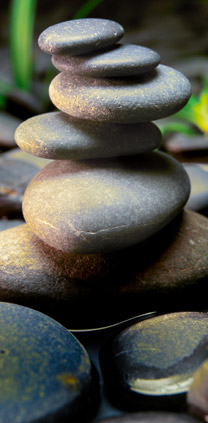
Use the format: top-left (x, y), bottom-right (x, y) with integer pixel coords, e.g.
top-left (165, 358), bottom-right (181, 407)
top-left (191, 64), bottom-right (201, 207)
top-left (38, 19), bottom-right (124, 56)
top-left (51, 44), bottom-right (161, 77)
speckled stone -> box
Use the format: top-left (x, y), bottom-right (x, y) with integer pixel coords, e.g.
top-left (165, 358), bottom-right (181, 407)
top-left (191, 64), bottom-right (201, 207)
top-left (0, 302), bottom-right (99, 423)
top-left (49, 65), bottom-right (191, 123)
top-left (187, 360), bottom-right (208, 420)
top-left (98, 412), bottom-right (201, 423)
top-left (15, 111), bottom-right (161, 160)
top-left (0, 210), bottom-right (208, 329)
top-left (184, 163), bottom-right (208, 216)
top-left (51, 44), bottom-right (161, 77)
top-left (99, 311), bottom-right (208, 411)
top-left (38, 19), bottom-right (124, 56)
top-left (22, 151), bottom-right (190, 253)
top-left (0, 149), bottom-right (51, 218)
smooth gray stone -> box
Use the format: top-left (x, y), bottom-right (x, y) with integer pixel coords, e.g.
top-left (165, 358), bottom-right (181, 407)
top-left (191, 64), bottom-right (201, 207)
top-left (0, 302), bottom-right (99, 423)
top-left (49, 65), bottom-right (191, 123)
top-left (51, 44), bottom-right (161, 77)
top-left (15, 111), bottom-right (161, 160)
top-left (22, 151), bottom-right (190, 253)
top-left (38, 19), bottom-right (124, 56)
top-left (99, 311), bottom-right (208, 411)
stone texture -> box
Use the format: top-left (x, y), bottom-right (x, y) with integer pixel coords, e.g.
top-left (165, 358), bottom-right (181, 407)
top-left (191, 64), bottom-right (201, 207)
top-left (22, 151), bottom-right (190, 253)
top-left (0, 111), bottom-right (22, 148)
top-left (187, 360), bottom-right (208, 421)
top-left (0, 149), bottom-right (51, 218)
top-left (38, 19), bottom-right (124, 56)
top-left (0, 210), bottom-right (207, 329)
top-left (49, 65), bottom-right (191, 123)
top-left (0, 302), bottom-right (99, 423)
top-left (51, 44), bottom-right (161, 77)
top-left (184, 163), bottom-right (208, 215)
top-left (99, 311), bottom-right (208, 411)
top-left (15, 111), bottom-right (161, 160)
top-left (98, 412), bottom-right (201, 423)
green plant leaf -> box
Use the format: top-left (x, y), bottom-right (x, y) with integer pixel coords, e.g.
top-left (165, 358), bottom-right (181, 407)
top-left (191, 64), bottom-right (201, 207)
top-left (173, 94), bottom-right (199, 124)
top-left (73, 0), bottom-right (104, 19)
top-left (9, 0), bottom-right (37, 90)
top-left (193, 93), bottom-right (208, 133)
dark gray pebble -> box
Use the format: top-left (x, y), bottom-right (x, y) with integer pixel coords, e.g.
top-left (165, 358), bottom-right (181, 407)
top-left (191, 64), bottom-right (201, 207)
top-left (98, 411), bottom-right (201, 423)
top-left (15, 111), bottom-right (161, 160)
top-left (52, 44), bottom-right (160, 77)
top-left (99, 312), bottom-right (208, 410)
top-left (22, 151), bottom-right (190, 253)
top-left (38, 19), bottom-right (124, 56)
top-left (184, 163), bottom-right (208, 216)
top-left (0, 302), bottom-right (99, 423)
top-left (49, 65), bottom-right (191, 123)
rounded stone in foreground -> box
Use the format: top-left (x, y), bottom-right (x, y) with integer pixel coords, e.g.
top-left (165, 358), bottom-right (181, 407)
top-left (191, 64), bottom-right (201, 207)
top-left (0, 302), bottom-right (99, 423)
top-left (0, 210), bottom-right (208, 329)
top-left (22, 151), bottom-right (190, 253)
top-left (52, 44), bottom-right (161, 77)
top-left (15, 112), bottom-right (161, 160)
top-left (99, 312), bottom-right (208, 410)
top-left (38, 19), bottom-right (124, 56)
top-left (98, 412), bottom-right (201, 423)
top-left (49, 65), bottom-right (191, 123)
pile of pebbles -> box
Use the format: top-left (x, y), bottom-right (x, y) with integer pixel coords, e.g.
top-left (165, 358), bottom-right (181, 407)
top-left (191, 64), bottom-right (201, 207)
top-left (0, 18), bottom-right (208, 423)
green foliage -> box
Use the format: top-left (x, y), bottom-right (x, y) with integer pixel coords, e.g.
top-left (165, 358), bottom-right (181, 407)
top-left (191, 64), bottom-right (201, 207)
top-left (9, 0), bottom-right (37, 90)
top-left (73, 0), bottom-right (104, 19)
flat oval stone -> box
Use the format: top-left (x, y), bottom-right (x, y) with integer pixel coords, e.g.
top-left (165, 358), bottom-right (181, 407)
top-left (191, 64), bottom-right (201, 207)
top-left (15, 111), bottom-right (161, 160)
top-left (99, 312), bottom-right (208, 410)
top-left (98, 412), bottom-right (201, 423)
top-left (49, 65), bottom-right (191, 123)
top-left (0, 210), bottom-right (208, 329)
top-left (0, 302), bottom-right (99, 423)
top-left (187, 360), bottom-right (208, 420)
top-left (22, 151), bottom-right (190, 253)
top-left (51, 44), bottom-right (161, 77)
top-left (38, 19), bottom-right (124, 56)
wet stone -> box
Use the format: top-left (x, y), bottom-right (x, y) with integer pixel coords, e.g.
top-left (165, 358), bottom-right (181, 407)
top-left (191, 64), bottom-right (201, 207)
top-left (0, 302), bottom-right (99, 423)
top-left (98, 411), bottom-right (201, 423)
top-left (15, 111), bottom-right (161, 160)
top-left (51, 44), bottom-right (161, 77)
top-left (184, 163), bottom-right (208, 216)
top-left (187, 360), bottom-right (208, 421)
top-left (0, 149), bottom-right (51, 218)
top-left (99, 311), bottom-right (208, 411)
top-left (0, 111), bottom-right (22, 148)
top-left (0, 209), bottom-right (207, 330)
top-left (49, 65), bottom-right (191, 123)
top-left (22, 151), bottom-right (190, 253)
top-left (38, 19), bottom-right (124, 56)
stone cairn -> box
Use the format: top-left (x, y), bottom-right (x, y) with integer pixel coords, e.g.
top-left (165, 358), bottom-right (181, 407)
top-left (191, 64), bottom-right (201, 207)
top-left (15, 18), bottom-right (191, 255)
top-left (2, 17), bottom-right (208, 423)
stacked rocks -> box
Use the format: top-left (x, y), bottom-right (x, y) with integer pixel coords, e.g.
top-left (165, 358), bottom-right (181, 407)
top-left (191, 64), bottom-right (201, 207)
top-left (15, 18), bottom-right (191, 255)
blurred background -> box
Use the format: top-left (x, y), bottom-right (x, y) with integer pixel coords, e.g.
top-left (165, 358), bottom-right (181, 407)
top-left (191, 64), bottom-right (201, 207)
top-left (1, 0), bottom-right (208, 226)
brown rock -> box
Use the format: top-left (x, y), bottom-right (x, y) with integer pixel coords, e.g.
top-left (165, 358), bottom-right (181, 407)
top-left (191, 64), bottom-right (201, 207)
top-left (0, 210), bottom-right (208, 329)
top-left (187, 360), bottom-right (208, 421)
